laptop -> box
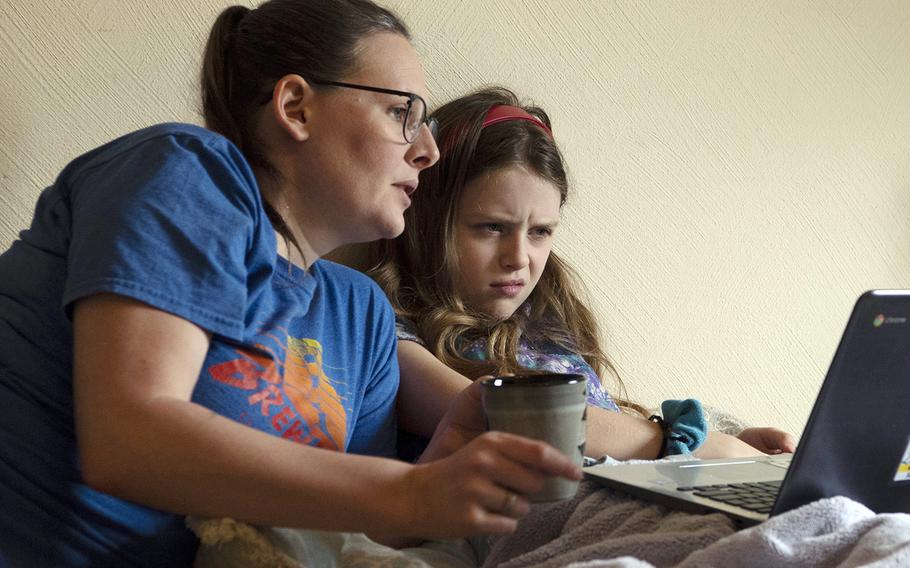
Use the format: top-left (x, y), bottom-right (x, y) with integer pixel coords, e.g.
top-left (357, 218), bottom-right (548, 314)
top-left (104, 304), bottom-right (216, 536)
top-left (585, 289), bottom-right (910, 526)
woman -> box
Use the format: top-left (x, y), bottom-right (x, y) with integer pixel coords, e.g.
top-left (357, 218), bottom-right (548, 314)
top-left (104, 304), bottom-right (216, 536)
top-left (0, 6), bottom-right (579, 566)
top-left (370, 87), bottom-right (796, 461)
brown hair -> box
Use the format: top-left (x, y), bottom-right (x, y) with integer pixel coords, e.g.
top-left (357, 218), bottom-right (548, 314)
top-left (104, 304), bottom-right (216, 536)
top-left (369, 87), bottom-right (644, 415)
top-left (200, 0), bottom-right (409, 245)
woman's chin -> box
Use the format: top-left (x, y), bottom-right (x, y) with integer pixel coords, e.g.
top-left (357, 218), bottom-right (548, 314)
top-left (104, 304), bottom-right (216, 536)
top-left (350, 216), bottom-right (405, 245)
top-left (379, 221), bottom-right (406, 241)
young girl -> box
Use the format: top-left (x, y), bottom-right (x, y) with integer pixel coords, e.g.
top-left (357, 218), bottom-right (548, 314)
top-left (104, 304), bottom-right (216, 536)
top-left (0, 9), bottom-right (579, 567)
top-left (370, 87), bottom-right (796, 461)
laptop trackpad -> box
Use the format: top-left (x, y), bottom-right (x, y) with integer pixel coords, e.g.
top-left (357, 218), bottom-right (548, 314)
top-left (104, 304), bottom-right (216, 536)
top-left (655, 459), bottom-right (786, 486)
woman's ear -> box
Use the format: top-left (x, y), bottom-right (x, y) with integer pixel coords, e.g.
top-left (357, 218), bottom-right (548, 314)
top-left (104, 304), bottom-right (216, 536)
top-left (268, 74), bottom-right (314, 142)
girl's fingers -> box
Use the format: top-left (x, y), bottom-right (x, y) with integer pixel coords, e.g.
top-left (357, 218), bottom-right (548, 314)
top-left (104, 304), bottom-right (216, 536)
top-left (777, 432), bottom-right (797, 453)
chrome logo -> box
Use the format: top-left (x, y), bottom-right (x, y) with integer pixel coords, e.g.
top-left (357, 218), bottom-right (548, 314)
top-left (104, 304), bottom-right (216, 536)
top-left (873, 314), bottom-right (886, 328)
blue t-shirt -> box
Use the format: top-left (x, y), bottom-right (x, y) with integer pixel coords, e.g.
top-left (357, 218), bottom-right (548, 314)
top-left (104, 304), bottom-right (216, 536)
top-left (0, 123), bottom-right (399, 567)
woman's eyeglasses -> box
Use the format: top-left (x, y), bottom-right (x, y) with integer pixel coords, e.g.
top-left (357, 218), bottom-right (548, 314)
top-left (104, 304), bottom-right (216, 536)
top-left (310, 80), bottom-right (438, 144)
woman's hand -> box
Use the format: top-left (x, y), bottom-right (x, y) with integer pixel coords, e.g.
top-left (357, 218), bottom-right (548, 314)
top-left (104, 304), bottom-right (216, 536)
top-left (400, 430), bottom-right (583, 538)
top-left (737, 427), bottom-right (797, 454)
top-left (377, 378), bottom-right (581, 541)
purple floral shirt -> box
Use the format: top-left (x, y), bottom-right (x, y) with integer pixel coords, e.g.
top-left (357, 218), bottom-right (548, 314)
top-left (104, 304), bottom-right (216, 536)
top-left (395, 318), bottom-right (620, 412)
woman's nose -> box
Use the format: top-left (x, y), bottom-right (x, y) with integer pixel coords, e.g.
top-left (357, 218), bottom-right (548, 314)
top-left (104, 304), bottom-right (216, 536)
top-left (406, 123), bottom-right (440, 170)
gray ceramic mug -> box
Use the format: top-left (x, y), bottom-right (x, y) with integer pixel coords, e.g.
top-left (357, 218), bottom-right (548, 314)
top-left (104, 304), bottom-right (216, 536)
top-left (480, 373), bottom-right (587, 501)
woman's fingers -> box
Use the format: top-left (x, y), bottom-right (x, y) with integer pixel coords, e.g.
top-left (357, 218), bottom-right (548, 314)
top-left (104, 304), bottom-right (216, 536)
top-left (481, 431), bottom-right (583, 480)
top-left (456, 433), bottom-right (577, 519)
top-left (481, 488), bottom-right (529, 520)
top-left (409, 430), bottom-right (581, 539)
top-left (454, 431), bottom-right (582, 501)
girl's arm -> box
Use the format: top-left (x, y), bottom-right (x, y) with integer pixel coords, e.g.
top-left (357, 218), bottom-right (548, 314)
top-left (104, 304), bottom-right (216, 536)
top-left (736, 427), bottom-right (797, 454)
top-left (73, 294), bottom-right (579, 539)
top-left (396, 339), bottom-right (472, 438)
top-left (396, 339), bottom-right (764, 460)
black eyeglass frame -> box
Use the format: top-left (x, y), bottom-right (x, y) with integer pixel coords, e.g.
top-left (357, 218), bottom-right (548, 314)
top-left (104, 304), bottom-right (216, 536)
top-left (310, 80), bottom-right (438, 144)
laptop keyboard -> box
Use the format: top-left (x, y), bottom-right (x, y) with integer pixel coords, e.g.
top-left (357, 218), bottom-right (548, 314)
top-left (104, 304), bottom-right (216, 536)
top-left (676, 480), bottom-right (782, 514)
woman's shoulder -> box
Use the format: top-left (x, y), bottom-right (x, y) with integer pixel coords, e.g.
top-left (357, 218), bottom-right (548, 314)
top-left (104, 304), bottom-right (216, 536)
top-left (62, 123), bottom-right (249, 183)
top-left (312, 259), bottom-right (391, 301)
top-left (120, 123), bottom-right (242, 164)
top-left (55, 122), bottom-right (260, 212)
top-left (115, 122), bottom-right (231, 148)
top-left (93, 122), bottom-right (236, 155)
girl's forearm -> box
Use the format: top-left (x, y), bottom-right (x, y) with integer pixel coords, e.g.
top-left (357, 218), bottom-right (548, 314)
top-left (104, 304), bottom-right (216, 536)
top-left (585, 406), bottom-right (664, 460)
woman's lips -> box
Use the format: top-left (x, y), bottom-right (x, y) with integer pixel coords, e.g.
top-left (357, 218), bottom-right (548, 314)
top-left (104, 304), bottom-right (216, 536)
top-left (392, 183), bottom-right (414, 206)
top-left (393, 181), bottom-right (418, 196)
top-left (490, 281), bottom-right (524, 297)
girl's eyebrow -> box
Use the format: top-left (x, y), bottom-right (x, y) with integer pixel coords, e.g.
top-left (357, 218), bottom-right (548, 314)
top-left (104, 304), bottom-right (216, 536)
top-left (460, 211), bottom-right (514, 222)
top-left (461, 212), bottom-right (561, 227)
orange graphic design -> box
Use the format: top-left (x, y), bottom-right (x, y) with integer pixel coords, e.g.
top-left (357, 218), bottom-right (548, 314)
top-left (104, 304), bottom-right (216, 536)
top-left (283, 337), bottom-right (347, 449)
top-left (207, 335), bottom-right (346, 450)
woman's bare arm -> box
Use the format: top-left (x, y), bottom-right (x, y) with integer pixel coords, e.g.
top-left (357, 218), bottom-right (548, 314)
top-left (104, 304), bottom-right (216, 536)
top-left (73, 294), bottom-right (579, 539)
top-left (74, 294), bottom-right (415, 532)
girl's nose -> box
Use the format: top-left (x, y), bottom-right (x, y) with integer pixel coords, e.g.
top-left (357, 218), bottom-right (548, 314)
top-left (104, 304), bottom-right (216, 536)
top-left (500, 236), bottom-right (529, 270)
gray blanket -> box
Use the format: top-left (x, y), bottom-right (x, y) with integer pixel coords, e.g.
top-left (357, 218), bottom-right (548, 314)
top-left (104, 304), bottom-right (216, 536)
top-left (482, 480), bottom-right (910, 568)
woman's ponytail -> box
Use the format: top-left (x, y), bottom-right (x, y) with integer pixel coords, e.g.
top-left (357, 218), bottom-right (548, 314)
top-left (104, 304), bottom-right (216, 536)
top-left (200, 5), bottom-right (250, 150)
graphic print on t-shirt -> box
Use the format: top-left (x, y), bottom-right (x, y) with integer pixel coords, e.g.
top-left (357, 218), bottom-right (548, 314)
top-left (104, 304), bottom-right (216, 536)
top-left (207, 333), bottom-right (347, 450)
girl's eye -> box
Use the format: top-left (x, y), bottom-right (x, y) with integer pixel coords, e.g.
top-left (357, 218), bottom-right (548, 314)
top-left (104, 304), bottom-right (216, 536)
top-left (482, 223), bottom-right (504, 234)
top-left (531, 227), bottom-right (554, 238)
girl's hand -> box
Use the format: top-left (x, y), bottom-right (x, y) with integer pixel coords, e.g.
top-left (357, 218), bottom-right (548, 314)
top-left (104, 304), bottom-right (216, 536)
top-left (402, 430), bottom-right (583, 538)
top-left (737, 427), bottom-right (797, 454)
top-left (693, 430), bottom-right (766, 458)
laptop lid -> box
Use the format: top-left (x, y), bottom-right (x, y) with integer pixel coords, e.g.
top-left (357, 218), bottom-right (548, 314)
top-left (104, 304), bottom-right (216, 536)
top-left (585, 290), bottom-right (910, 524)
top-left (773, 289), bottom-right (910, 516)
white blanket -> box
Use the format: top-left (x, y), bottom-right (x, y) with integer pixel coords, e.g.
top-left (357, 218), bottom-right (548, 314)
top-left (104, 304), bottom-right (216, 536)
top-left (189, 480), bottom-right (910, 567)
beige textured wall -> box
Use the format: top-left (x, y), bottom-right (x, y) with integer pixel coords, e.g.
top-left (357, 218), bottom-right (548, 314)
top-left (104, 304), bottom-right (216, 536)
top-left (2, 1), bottom-right (909, 435)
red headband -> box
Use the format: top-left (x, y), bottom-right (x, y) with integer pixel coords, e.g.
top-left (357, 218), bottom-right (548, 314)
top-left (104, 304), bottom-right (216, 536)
top-left (481, 105), bottom-right (553, 137)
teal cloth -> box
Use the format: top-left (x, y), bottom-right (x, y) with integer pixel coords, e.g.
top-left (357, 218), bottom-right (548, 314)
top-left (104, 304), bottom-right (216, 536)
top-left (660, 399), bottom-right (708, 455)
